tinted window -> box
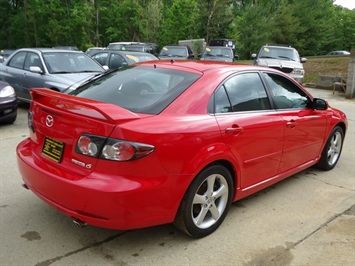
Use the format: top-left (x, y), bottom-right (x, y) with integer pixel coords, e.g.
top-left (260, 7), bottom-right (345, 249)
top-left (262, 72), bottom-right (310, 109)
top-left (71, 66), bottom-right (201, 114)
top-left (8, 51), bottom-right (26, 69)
top-left (109, 54), bottom-right (127, 69)
top-left (216, 72), bottom-right (271, 112)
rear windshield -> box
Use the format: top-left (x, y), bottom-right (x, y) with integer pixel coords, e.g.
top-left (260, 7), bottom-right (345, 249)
top-left (71, 66), bottom-right (201, 114)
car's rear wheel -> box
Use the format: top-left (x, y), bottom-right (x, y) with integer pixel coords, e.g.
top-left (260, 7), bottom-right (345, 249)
top-left (317, 126), bottom-right (344, 170)
top-left (174, 165), bottom-right (233, 238)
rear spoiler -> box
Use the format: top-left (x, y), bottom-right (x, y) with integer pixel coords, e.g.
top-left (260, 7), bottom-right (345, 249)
top-left (30, 88), bottom-right (141, 123)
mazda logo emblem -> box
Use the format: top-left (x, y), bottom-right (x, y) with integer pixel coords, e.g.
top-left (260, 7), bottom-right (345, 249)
top-left (46, 115), bottom-right (54, 127)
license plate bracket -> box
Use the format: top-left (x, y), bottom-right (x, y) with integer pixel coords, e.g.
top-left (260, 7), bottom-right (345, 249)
top-left (42, 136), bottom-right (64, 163)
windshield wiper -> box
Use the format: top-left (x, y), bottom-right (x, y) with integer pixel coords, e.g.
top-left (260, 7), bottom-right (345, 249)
top-left (79, 70), bottom-right (102, 73)
top-left (260, 56), bottom-right (277, 59)
top-left (51, 71), bottom-right (73, 74)
top-left (278, 56), bottom-right (296, 61)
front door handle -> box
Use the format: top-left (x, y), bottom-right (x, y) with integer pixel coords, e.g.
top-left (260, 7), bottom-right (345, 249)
top-left (286, 120), bottom-right (296, 128)
top-left (225, 125), bottom-right (244, 135)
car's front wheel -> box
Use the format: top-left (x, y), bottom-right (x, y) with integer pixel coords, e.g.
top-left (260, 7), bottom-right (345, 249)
top-left (317, 126), bottom-right (344, 170)
top-left (174, 165), bottom-right (233, 238)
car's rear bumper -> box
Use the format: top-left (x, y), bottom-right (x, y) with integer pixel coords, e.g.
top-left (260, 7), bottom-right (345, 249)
top-left (16, 138), bottom-right (186, 230)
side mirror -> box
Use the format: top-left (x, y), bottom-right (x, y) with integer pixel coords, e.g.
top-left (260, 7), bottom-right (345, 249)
top-left (313, 98), bottom-right (327, 110)
top-left (29, 66), bottom-right (43, 74)
top-left (251, 53), bottom-right (257, 59)
top-left (103, 65), bottom-right (109, 71)
top-left (301, 57), bottom-right (307, 63)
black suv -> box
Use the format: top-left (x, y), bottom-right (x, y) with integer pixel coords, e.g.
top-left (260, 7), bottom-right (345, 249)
top-left (252, 45), bottom-right (307, 83)
top-left (158, 45), bottom-right (194, 60)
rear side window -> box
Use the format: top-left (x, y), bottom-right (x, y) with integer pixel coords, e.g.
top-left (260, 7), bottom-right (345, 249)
top-left (71, 66), bottom-right (201, 114)
top-left (8, 51), bottom-right (26, 69)
top-left (212, 72), bottom-right (271, 113)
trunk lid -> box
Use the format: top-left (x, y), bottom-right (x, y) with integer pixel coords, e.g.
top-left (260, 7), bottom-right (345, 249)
top-left (29, 88), bottom-right (142, 177)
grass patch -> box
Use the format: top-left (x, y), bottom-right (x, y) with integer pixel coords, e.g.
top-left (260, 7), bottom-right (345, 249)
top-left (237, 56), bottom-right (349, 84)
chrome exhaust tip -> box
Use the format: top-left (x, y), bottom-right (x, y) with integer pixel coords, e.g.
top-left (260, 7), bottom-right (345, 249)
top-left (22, 184), bottom-right (29, 190)
top-left (73, 218), bottom-right (87, 228)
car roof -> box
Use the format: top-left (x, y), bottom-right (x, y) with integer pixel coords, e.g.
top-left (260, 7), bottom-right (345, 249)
top-left (162, 45), bottom-right (187, 48)
top-left (206, 46), bottom-right (232, 49)
top-left (95, 50), bottom-right (156, 56)
top-left (262, 45), bottom-right (295, 50)
top-left (14, 48), bottom-right (84, 53)
top-left (137, 60), bottom-right (267, 73)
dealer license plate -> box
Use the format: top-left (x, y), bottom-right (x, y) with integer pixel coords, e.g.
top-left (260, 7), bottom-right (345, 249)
top-left (41, 136), bottom-right (64, 163)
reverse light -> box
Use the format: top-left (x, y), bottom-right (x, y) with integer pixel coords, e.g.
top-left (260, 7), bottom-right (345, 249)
top-left (77, 135), bottom-right (99, 156)
top-left (76, 134), bottom-right (155, 161)
top-left (102, 141), bottom-right (135, 161)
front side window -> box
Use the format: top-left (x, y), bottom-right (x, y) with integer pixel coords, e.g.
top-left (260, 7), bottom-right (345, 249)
top-left (214, 72), bottom-right (271, 113)
top-left (24, 53), bottom-right (42, 71)
top-left (262, 72), bottom-right (310, 109)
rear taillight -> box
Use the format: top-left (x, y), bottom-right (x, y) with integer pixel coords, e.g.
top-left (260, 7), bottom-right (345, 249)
top-left (76, 134), bottom-right (155, 161)
top-left (28, 111), bottom-right (34, 132)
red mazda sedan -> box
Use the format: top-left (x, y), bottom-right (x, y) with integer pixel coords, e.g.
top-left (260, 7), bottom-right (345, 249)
top-left (17, 61), bottom-right (347, 238)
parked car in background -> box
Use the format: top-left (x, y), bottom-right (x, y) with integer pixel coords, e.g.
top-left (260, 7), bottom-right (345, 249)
top-left (252, 44), bottom-right (307, 83)
top-left (209, 39), bottom-right (237, 59)
top-left (326, 50), bottom-right (350, 56)
top-left (91, 50), bottom-right (159, 69)
top-left (17, 61), bottom-right (347, 238)
top-left (122, 43), bottom-right (159, 56)
top-left (0, 49), bottom-right (16, 63)
top-left (53, 46), bottom-right (79, 51)
top-left (200, 46), bottom-right (236, 62)
top-left (159, 45), bottom-right (194, 60)
top-left (0, 81), bottom-right (17, 124)
top-left (106, 42), bottom-right (141, 50)
top-left (0, 48), bottom-right (105, 102)
top-left (85, 47), bottom-right (105, 56)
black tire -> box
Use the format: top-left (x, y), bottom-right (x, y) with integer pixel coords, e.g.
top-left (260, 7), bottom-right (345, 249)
top-left (174, 165), bottom-right (233, 238)
top-left (4, 113), bottom-right (17, 124)
top-left (317, 126), bottom-right (344, 170)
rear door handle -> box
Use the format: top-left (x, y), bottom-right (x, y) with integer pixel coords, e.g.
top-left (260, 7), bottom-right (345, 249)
top-left (225, 125), bottom-right (244, 135)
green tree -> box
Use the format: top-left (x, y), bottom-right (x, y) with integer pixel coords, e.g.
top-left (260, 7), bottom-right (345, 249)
top-left (159, 0), bottom-right (199, 45)
top-left (196, 0), bottom-right (235, 43)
